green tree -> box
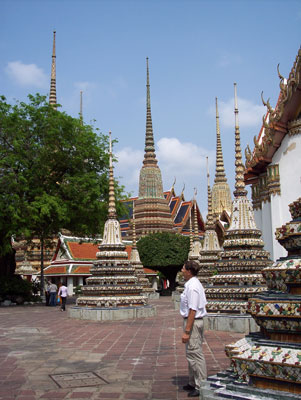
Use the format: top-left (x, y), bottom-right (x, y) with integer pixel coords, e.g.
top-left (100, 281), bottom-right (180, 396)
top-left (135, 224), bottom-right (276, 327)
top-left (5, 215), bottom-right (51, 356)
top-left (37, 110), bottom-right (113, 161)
top-left (137, 232), bottom-right (190, 291)
top-left (0, 94), bottom-right (127, 289)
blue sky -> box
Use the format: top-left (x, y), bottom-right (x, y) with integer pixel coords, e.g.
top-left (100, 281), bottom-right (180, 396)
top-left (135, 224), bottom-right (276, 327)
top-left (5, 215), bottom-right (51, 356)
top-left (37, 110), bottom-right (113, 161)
top-left (1, 0), bottom-right (300, 215)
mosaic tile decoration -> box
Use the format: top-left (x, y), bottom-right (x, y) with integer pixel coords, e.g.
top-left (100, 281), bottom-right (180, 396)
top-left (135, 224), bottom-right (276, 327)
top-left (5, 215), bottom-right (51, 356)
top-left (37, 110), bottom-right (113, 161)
top-left (50, 372), bottom-right (109, 388)
top-left (225, 198), bottom-right (301, 389)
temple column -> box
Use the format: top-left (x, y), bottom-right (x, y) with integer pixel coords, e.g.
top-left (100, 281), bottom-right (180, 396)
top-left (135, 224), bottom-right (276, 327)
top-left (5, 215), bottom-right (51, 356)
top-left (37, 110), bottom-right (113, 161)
top-left (67, 276), bottom-right (73, 295)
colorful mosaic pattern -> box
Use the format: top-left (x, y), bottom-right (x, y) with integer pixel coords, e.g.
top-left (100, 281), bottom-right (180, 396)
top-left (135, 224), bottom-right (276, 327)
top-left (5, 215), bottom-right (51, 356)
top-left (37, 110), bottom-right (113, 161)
top-left (227, 337), bottom-right (301, 384)
top-left (262, 259), bottom-right (301, 291)
top-left (226, 197), bottom-right (301, 389)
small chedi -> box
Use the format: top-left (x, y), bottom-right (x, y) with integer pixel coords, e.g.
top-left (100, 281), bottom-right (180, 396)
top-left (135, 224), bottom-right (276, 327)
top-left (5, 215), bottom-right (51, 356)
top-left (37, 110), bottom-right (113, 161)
top-left (129, 211), bottom-right (156, 298)
top-left (198, 161), bottom-right (222, 285)
top-left (205, 84), bottom-right (271, 314)
top-left (225, 197), bottom-right (301, 396)
top-left (74, 133), bottom-right (152, 317)
top-left (188, 192), bottom-right (202, 266)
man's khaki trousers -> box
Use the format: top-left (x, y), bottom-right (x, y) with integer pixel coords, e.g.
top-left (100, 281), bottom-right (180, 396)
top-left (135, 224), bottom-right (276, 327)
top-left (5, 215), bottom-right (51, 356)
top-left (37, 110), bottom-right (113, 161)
top-left (184, 318), bottom-right (207, 390)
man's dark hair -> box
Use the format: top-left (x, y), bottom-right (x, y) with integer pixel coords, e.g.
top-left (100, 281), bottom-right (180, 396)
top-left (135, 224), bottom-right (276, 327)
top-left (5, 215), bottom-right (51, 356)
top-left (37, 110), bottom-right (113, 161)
top-left (183, 260), bottom-right (199, 276)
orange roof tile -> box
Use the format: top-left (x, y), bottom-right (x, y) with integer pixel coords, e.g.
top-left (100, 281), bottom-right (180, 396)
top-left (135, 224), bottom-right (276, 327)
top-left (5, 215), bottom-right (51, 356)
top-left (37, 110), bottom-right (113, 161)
top-left (73, 265), bottom-right (91, 274)
top-left (66, 241), bottom-right (99, 260)
top-left (144, 268), bottom-right (157, 275)
top-left (45, 266), bottom-right (67, 275)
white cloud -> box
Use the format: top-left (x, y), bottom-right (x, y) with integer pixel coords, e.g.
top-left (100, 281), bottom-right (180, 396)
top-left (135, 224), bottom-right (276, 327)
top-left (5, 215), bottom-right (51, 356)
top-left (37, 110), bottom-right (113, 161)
top-left (5, 61), bottom-right (48, 88)
top-left (209, 97), bottom-right (265, 128)
top-left (218, 52), bottom-right (242, 68)
top-left (157, 137), bottom-right (213, 175)
top-left (74, 81), bottom-right (95, 91)
top-left (114, 147), bottom-right (144, 193)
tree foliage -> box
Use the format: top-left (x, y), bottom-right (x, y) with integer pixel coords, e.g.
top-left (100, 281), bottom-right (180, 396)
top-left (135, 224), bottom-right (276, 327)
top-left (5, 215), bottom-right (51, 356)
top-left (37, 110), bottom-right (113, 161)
top-left (0, 94), bottom-right (128, 278)
top-left (137, 232), bottom-right (190, 290)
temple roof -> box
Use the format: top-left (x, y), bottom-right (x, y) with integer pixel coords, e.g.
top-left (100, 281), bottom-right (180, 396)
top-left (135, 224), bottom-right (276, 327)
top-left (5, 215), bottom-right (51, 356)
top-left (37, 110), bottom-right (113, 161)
top-left (120, 189), bottom-right (205, 238)
top-left (44, 234), bottom-right (156, 276)
top-left (244, 47), bottom-right (301, 184)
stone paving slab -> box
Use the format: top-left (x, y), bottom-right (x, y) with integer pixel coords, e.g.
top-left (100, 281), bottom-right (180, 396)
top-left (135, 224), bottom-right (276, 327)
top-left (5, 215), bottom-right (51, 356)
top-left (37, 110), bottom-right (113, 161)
top-left (0, 298), bottom-right (243, 399)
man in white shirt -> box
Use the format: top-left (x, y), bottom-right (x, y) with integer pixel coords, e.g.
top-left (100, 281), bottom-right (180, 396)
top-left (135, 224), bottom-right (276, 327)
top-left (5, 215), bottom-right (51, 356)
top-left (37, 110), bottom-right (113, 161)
top-left (180, 260), bottom-right (207, 397)
top-left (58, 283), bottom-right (68, 311)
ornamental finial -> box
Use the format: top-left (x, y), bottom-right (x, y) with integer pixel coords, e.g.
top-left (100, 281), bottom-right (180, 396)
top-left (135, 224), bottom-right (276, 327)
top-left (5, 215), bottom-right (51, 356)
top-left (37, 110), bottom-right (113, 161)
top-left (79, 90), bottom-right (83, 124)
top-left (108, 132), bottom-right (117, 218)
top-left (233, 83), bottom-right (247, 197)
top-left (214, 97), bottom-right (227, 184)
top-left (143, 57), bottom-right (157, 166)
top-left (49, 30), bottom-right (57, 108)
top-left (206, 157), bottom-right (214, 227)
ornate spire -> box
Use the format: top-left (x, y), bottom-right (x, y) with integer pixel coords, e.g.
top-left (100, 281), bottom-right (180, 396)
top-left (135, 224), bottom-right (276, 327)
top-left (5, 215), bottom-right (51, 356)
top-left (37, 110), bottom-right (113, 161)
top-left (143, 57), bottom-right (158, 167)
top-left (193, 188), bottom-right (199, 238)
top-left (212, 98), bottom-right (232, 218)
top-left (189, 208), bottom-right (193, 249)
top-left (188, 188), bottom-right (202, 262)
top-left (49, 30), bottom-right (57, 108)
top-left (214, 98), bottom-right (227, 184)
top-left (79, 90), bottom-right (83, 125)
top-left (233, 83), bottom-right (247, 197)
top-left (132, 203), bottom-right (137, 249)
top-left (206, 157), bottom-right (214, 228)
top-left (108, 132), bottom-right (117, 218)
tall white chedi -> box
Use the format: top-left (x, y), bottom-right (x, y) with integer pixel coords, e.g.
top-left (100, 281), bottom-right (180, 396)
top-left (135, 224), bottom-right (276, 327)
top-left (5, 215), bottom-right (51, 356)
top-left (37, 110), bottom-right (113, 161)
top-left (205, 84), bottom-right (271, 314)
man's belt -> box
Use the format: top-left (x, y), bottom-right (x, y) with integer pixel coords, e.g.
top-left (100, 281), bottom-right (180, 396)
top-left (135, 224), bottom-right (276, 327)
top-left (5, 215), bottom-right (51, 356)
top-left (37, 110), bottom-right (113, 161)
top-left (184, 317), bottom-right (203, 319)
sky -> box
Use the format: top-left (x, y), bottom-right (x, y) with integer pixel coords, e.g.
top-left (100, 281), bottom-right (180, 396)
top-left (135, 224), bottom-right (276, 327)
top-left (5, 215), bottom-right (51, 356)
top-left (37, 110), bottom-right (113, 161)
top-left (1, 0), bottom-right (300, 216)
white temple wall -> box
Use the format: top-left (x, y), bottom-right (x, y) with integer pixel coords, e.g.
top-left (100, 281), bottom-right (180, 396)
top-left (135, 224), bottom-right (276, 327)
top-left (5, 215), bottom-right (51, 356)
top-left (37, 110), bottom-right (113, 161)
top-left (253, 208), bottom-right (262, 233)
top-left (261, 200), bottom-right (273, 259)
top-left (270, 194), bottom-right (286, 260)
top-left (262, 133), bottom-right (301, 261)
top-left (67, 276), bottom-right (73, 295)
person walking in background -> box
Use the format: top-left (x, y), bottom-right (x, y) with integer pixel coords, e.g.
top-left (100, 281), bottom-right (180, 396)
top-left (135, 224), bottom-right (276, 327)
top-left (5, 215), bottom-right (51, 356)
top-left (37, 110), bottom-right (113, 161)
top-left (180, 260), bottom-right (207, 398)
top-left (58, 283), bottom-right (68, 311)
top-left (49, 281), bottom-right (58, 306)
top-left (45, 281), bottom-right (51, 306)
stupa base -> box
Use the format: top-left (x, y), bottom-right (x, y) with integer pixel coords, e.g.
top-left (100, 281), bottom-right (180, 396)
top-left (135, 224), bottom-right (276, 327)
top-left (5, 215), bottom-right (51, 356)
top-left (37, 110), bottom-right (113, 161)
top-left (200, 369), bottom-right (301, 400)
top-left (147, 291), bottom-right (160, 299)
top-left (204, 313), bottom-right (260, 334)
top-left (69, 304), bottom-right (156, 321)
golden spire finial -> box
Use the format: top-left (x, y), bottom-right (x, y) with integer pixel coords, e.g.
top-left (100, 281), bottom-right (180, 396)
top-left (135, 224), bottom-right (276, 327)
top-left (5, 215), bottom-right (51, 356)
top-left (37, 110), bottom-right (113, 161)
top-left (181, 183), bottom-right (185, 197)
top-left (49, 30), bottom-right (57, 108)
top-left (193, 191), bottom-right (199, 239)
top-left (189, 207), bottom-right (193, 249)
top-left (79, 90), bottom-right (83, 124)
top-left (206, 157), bottom-right (214, 227)
top-left (108, 132), bottom-right (117, 218)
top-left (132, 202), bottom-right (137, 248)
top-left (171, 176), bottom-right (176, 190)
top-left (233, 83), bottom-right (247, 197)
top-left (143, 57), bottom-right (157, 167)
top-left (214, 97), bottom-right (227, 184)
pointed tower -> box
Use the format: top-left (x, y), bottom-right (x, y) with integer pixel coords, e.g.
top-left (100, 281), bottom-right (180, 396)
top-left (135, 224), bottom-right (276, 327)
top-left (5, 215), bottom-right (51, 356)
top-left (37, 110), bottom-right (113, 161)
top-left (49, 30), bottom-right (57, 108)
top-left (198, 158), bottom-right (222, 284)
top-left (134, 58), bottom-right (174, 237)
top-left (205, 84), bottom-right (271, 314)
top-left (211, 97), bottom-right (232, 219)
top-left (79, 90), bottom-right (83, 125)
top-left (75, 133), bottom-right (155, 319)
top-left (188, 190), bottom-right (202, 263)
top-left (130, 206), bottom-right (156, 297)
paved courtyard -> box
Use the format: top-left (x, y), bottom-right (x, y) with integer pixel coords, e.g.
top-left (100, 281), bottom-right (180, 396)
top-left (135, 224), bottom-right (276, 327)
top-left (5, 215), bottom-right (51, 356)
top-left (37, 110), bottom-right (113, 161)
top-left (0, 297), bottom-right (243, 400)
